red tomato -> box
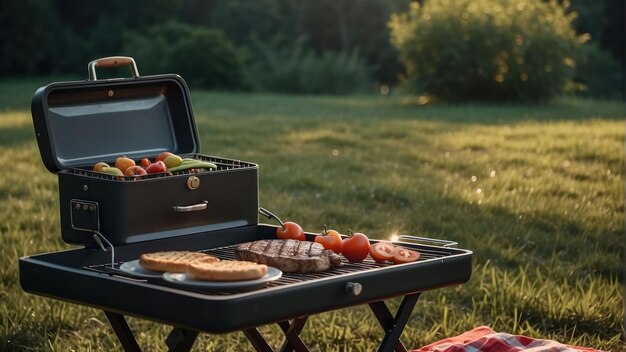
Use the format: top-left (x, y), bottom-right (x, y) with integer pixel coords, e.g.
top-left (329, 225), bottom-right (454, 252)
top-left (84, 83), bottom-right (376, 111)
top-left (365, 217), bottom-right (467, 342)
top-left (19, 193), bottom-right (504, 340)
top-left (145, 161), bottom-right (167, 174)
top-left (369, 242), bottom-right (395, 263)
top-left (314, 228), bottom-right (342, 254)
top-left (341, 232), bottom-right (370, 263)
top-left (392, 246), bottom-right (420, 264)
top-left (140, 158), bottom-right (151, 168)
top-left (276, 222), bottom-right (305, 241)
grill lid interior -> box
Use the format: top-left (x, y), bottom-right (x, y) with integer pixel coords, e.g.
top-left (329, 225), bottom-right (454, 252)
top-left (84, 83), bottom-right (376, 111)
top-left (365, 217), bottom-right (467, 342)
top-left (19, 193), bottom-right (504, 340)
top-left (31, 74), bottom-right (199, 173)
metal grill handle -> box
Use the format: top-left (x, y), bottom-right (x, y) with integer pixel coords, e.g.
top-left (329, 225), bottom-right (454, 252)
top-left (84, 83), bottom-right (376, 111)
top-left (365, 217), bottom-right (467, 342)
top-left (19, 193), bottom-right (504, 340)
top-left (173, 201), bottom-right (208, 212)
top-left (396, 235), bottom-right (458, 248)
top-left (88, 56), bottom-right (139, 80)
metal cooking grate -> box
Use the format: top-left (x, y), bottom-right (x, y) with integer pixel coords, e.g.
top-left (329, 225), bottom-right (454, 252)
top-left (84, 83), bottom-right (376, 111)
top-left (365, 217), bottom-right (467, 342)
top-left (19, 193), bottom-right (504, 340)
top-left (85, 243), bottom-right (455, 296)
top-left (64, 154), bottom-right (256, 181)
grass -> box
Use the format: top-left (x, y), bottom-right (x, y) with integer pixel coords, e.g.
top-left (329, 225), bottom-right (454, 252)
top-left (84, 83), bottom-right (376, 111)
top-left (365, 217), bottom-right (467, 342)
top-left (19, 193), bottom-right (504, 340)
top-left (0, 77), bottom-right (623, 351)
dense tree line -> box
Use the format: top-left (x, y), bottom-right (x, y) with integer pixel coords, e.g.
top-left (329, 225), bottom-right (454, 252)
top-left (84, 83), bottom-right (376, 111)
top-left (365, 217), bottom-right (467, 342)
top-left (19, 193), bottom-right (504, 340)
top-left (0, 0), bottom-right (622, 98)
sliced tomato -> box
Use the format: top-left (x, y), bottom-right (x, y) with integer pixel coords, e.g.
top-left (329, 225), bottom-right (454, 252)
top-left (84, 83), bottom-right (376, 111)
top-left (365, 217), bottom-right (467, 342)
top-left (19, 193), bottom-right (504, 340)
top-left (369, 242), bottom-right (395, 263)
top-left (392, 246), bottom-right (420, 264)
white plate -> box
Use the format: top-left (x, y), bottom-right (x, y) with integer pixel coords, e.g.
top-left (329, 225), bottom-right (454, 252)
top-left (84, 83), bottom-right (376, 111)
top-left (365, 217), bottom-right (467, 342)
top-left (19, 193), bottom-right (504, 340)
top-left (162, 267), bottom-right (282, 291)
top-left (119, 259), bottom-right (163, 279)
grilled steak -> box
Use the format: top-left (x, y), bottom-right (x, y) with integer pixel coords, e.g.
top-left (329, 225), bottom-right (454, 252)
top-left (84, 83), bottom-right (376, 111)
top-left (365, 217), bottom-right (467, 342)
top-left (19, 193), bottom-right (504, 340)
top-left (235, 239), bottom-right (342, 273)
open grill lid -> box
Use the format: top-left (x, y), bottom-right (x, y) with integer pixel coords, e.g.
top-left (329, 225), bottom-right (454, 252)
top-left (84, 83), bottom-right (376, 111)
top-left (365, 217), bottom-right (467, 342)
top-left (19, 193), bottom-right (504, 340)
top-left (31, 56), bottom-right (200, 173)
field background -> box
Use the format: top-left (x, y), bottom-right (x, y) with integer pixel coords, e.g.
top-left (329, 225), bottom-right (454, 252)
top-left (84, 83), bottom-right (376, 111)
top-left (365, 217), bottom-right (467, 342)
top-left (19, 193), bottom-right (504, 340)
top-left (0, 78), bottom-right (623, 351)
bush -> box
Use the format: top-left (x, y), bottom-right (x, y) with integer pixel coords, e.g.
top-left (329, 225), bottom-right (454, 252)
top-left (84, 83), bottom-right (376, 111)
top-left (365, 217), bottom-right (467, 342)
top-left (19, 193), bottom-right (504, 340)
top-left (124, 22), bottom-right (250, 90)
top-left (389, 0), bottom-right (585, 102)
top-left (574, 43), bottom-right (623, 99)
top-left (248, 37), bottom-right (373, 95)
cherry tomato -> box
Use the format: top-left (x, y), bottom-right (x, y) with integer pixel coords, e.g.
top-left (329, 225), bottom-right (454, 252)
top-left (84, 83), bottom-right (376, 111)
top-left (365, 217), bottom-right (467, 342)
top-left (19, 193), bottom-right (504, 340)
top-left (140, 158), bottom-right (151, 168)
top-left (276, 222), bottom-right (305, 241)
top-left (392, 246), bottom-right (420, 264)
top-left (341, 232), bottom-right (370, 263)
top-left (369, 242), bottom-right (395, 263)
top-left (314, 228), bottom-right (342, 254)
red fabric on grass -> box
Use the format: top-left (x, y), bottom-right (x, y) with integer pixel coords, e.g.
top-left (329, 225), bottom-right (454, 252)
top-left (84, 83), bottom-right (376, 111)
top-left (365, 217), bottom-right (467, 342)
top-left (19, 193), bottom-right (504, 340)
top-left (412, 326), bottom-right (603, 352)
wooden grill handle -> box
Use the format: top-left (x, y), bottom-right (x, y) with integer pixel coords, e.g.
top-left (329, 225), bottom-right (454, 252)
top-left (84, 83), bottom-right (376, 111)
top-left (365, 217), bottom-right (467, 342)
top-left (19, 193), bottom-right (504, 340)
top-left (88, 56), bottom-right (139, 80)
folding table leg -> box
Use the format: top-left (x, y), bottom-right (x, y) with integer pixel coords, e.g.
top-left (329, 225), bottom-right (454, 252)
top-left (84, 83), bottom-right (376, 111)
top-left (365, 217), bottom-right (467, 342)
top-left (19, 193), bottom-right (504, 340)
top-left (369, 292), bottom-right (422, 352)
top-left (277, 317), bottom-right (309, 352)
top-left (165, 328), bottom-right (198, 352)
top-left (104, 311), bottom-right (142, 352)
top-left (243, 328), bottom-right (274, 352)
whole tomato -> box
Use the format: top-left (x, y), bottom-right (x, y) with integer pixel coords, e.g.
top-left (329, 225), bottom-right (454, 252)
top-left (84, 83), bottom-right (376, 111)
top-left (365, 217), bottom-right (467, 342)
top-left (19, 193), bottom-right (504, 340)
top-left (314, 227), bottom-right (343, 254)
top-left (140, 158), bottom-right (151, 168)
top-left (276, 222), bottom-right (305, 241)
top-left (341, 231), bottom-right (370, 263)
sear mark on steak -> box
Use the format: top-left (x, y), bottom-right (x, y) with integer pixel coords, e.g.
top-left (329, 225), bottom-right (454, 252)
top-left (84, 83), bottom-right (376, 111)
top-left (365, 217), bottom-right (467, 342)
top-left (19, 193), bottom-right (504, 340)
top-left (235, 239), bottom-right (342, 273)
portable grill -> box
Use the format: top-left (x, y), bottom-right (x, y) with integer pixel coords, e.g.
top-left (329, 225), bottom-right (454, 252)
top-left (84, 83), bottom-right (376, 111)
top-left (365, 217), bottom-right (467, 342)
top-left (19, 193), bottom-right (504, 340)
top-left (19, 57), bottom-right (473, 352)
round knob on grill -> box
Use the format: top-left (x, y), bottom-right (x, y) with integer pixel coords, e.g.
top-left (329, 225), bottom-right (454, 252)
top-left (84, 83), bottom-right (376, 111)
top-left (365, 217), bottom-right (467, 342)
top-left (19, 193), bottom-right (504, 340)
top-left (346, 282), bottom-right (362, 296)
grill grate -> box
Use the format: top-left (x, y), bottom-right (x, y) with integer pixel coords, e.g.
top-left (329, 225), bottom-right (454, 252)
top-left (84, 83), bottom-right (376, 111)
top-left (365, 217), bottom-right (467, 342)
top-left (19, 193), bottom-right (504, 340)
top-left (85, 243), bottom-right (455, 296)
top-left (64, 154), bottom-right (256, 181)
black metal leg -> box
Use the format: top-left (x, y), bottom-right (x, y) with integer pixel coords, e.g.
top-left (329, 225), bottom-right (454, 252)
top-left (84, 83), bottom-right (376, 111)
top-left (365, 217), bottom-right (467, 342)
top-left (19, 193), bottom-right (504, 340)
top-left (243, 328), bottom-right (275, 352)
top-left (104, 311), bottom-right (142, 352)
top-left (277, 317), bottom-right (309, 352)
top-left (369, 292), bottom-right (421, 352)
top-left (166, 328), bottom-right (199, 352)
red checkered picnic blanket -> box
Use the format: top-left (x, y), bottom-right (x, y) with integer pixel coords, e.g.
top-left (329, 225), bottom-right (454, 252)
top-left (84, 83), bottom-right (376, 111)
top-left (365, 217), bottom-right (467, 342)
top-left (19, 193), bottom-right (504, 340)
top-left (412, 326), bottom-right (603, 352)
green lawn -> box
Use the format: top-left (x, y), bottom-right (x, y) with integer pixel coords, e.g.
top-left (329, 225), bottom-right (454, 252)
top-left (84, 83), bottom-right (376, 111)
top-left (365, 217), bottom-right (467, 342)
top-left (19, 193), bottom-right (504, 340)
top-left (0, 78), bottom-right (623, 351)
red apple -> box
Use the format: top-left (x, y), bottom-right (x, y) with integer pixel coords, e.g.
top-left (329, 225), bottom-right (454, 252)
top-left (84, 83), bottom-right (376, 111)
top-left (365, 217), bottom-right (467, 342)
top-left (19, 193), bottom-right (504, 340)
top-left (145, 161), bottom-right (167, 174)
top-left (124, 165), bottom-right (147, 180)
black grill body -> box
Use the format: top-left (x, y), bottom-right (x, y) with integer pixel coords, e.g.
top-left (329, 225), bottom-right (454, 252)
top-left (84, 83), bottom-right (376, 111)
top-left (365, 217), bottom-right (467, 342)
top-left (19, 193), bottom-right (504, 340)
top-left (21, 58), bottom-right (474, 350)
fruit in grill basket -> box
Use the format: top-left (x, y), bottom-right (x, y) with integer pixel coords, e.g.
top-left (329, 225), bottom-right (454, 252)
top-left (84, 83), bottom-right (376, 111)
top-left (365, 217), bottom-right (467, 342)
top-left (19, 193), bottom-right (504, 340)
top-left (114, 156), bottom-right (136, 174)
top-left (188, 260), bottom-right (268, 281)
top-left (145, 160), bottom-right (168, 174)
top-left (93, 162), bottom-right (110, 172)
top-left (341, 231), bottom-right (370, 263)
top-left (140, 158), bottom-right (151, 168)
top-left (139, 251), bottom-right (219, 273)
top-left (124, 165), bottom-right (148, 179)
top-left (168, 160), bottom-right (217, 173)
top-left (314, 226), bottom-right (342, 254)
top-left (276, 222), bottom-right (305, 241)
top-left (163, 154), bottom-right (183, 168)
top-left (156, 151), bottom-right (174, 162)
top-left (100, 166), bottom-right (124, 177)
top-left (369, 242), bottom-right (395, 263)
top-left (391, 247), bottom-right (420, 264)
